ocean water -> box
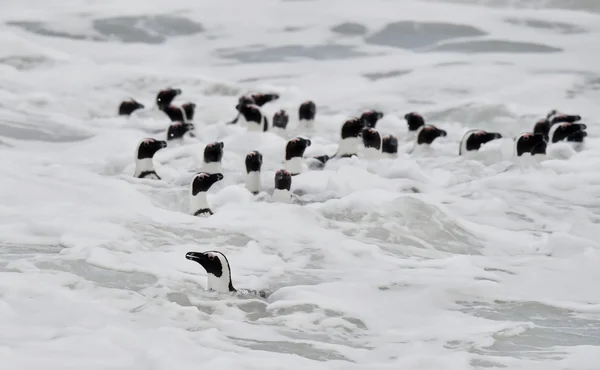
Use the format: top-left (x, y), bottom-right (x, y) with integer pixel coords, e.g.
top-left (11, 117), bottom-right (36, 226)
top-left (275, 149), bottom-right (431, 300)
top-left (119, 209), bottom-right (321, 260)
top-left (1, 0), bottom-right (600, 369)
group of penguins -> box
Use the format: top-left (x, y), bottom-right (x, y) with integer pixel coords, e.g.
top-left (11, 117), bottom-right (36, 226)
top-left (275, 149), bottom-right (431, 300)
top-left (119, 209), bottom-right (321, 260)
top-left (118, 88), bottom-right (589, 298)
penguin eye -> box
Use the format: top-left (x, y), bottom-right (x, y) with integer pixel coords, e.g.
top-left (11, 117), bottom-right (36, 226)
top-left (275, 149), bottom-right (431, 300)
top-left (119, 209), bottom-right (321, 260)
top-left (522, 135), bottom-right (530, 141)
top-left (208, 255), bottom-right (214, 260)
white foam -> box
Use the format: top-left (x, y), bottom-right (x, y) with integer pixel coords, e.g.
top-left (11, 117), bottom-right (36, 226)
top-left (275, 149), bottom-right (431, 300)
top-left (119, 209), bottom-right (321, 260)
top-left (201, 161), bottom-right (222, 174)
top-left (271, 188), bottom-right (293, 203)
top-left (284, 157), bottom-right (305, 175)
top-left (336, 137), bottom-right (360, 157)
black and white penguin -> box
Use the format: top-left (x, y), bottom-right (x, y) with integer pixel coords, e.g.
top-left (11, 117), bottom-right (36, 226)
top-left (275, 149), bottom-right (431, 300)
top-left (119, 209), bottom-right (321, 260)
top-left (533, 119), bottom-right (551, 142)
top-left (272, 109), bottom-right (289, 130)
top-left (118, 98), bottom-right (145, 116)
top-left (361, 127), bottom-right (382, 158)
top-left (514, 132), bottom-right (547, 156)
top-left (284, 137), bottom-right (312, 176)
top-left (238, 104), bottom-right (268, 132)
top-left (156, 88), bottom-right (182, 110)
top-left (548, 122), bottom-right (587, 144)
top-left (458, 130), bottom-right (502, 155)
top-left (185, 250), bottom-right (267, 298)
top-left (546, 109), bottom-right (581, 125)
top-left (404, 112), bottom-right (426, 132)
top-left (298, 100), bottom-right (316, 128)
top-left (310, 117), bottom-right (363, 167)
top-left (167, 122), bottom-right (196, 141)
top-left (416, 125), bottom-right (447, 145)
top-left (273, 169), bottom-right (293, 203)
top-left (162, 102), bottom-right (196, 123)
top-left (245, 150), bottom-right (263, 195)
top-left (202, 142), bottom-right (224, 174)
top-left (360, 110), bottom-right (384, 128)
top-left (134, 138), bottom-right (167, 179)
top-left (189, 172), bottom-right (224, 216)
top-left (229, 93), bottom-right (279, 125)
top-left (381, 135), bottom-right (398, 157)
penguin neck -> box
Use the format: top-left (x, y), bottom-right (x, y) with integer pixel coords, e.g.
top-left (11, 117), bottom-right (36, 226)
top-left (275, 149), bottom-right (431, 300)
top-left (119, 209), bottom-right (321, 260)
top-left (190, 192), bottom-right (210, 215)
top-left (459, 130), bottom-right (477, 156)
top-left (284, 157), bottom-right (304, 175)
top-left (272, 188), bottom-right (292, 203)
top-left (246, 120), bottom-right (263, 132)
top-left (548, 124), bottom-right (560, 143)
top-left (299, 119), bottom-right (315, 129)
top-left (337, 137), bottom-right (360, 157)
top-left (245, 171), bottom-right (261, 195)
top-left (134, 158), bottom-right (155, 177)
top-left (202, 161), bottom-right (222, 174)
top-left (207, 270), bottom-right (233, 293)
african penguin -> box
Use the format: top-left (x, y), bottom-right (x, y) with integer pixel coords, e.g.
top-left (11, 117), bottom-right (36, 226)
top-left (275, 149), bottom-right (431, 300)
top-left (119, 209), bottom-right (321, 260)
top-left (118, 98), bottom-right (144, 116)
top-left (361, 127), bottom-right (382, 158)
top-left (185, 250), bottom-right (267, 298)
top-left (546, 109), bottom-right (581, 125)
top-left (533, 119), bottom-right (551, 142)
top-left (229, 93), bottom-right (279, 124)
top-left (514, 132), bottom-right (547, 157)
top-left (298, 100), bottom-right (316, 128)
top-left (459, 130), bottom-right (502, 155)
top-left (162, 102), bottom-right (196, 123)
top-left (273, 169), bottom-right (293, 203)
top-left (404, 112), bottom-right (426, 132)
top-left (189, 172), bottom-right (224, 216)
top-left (156, 88), bottom-right (182, 110)
top-left (238, 104), bottom-right (268, 132)
top-left (284, 137), bottom-right (312, 176)
top-left (381, 135), bottom-right (398, 157)
top-left (548, 122), bottom-right (587, 144)
top-left (415, 125), bottom-right (447, 146)
top-left (310, 117), bottom-right (363, 166)
top-left (202, 142), bottom-right (224, 174)
top-left (360, 110), bottom-right (384, 128)
top-left (245, 150), bottom-right (263, 195)
top-left (272, 109), bottom-right (289, 130)
top-left (134, 138), bottom-right (167, 179)
top-left (167, 122), bottom-right (196, 141)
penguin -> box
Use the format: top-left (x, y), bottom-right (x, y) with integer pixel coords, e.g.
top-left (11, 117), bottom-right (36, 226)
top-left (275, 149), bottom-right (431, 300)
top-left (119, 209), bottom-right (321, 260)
top-left (310, 117), bottom-right (363, 167)
top-left (404, 112), bottom-right (426, 132)
top-left (272, 169), bottom-right (293, 203)
top-left (514, 132), bottom-right (547, 156)
top-left (533, 119), bottom-right (551, 142)
top-left (238, 104), bottom-right (269, 132)
top-left (458, 130), bottom-right (502, 155)
top-left (547, 122), bottom-right (587, 144)
top-left (245, 150), bottom-right (263, 195)
top-left (284, 137), bottom-right (312, 176)
top-left (185, 250), bottom-right (267, 298)
top-left (118, 98), bottom-right (145, 116)
top-left (156, 88), bottom-right (182, 110)
top-left (229, 93), bottom-right (279, 125)
top-left (189, 172), bottom-right (224, 216)
top-left (298, 100), bottom-right (316, 128)
top-left (167, 122), bottom-right (196, 141)
top-left (162, 102), bottom-right (196, 123)
top-left (360, 110), bottom-right (384, 128)
top-left (416, 124), bottom-right (447, 145)
top-left (134, 138), bottom-right (167, 179)
top-left (361, 127), bottom-right (382, 159)
top-left (202, 142), bottom-right (224, 174)
top-left (381, 135), bottom-right (398, 157)
top-left (546, 109), bottom-right (581, 125)
top-left (272, 109), bottom-right (289, 130)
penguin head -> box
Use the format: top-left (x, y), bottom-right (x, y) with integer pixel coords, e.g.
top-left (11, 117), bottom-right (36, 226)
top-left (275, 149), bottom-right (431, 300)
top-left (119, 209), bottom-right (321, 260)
top-left (167, 122), bottom-right (195, 141)
top-left (203, 142), bottom-right (224, 163)
top-left (191, 172), bottom-right (224, 195)
top-left (417, 125), bottom-right (447, 145)
top-left (185, 250), bottom-right (235, 293)
top-left (360, 110), bottom-right (384, 128)
top-left (182, 102), bottom-right (196, 121)
top-left (382, 135), bottom-right (398, 154)
top-left (550, 122), bottom-right (587, 143)
top-left (136, 138), bottom-right (167, 159)
top-left (362, 127), bottom-right (382, 149)
top-left (238, 104), bottom-right (263, 124)
top-left (404, 112), bottom-right (426, 131)
top-left (245, 150), bottom-right (263, 173)
top-left (533, 119), bottom-right (551, 142)
top-left (274, 169), bottom-right (292, 191)
top-left (250, 93), bottom-right (280, 107)
top-left (272, 109), bottom-right (289, 129)
top-left (156, 88), bottom-right (181, 110)
top-left (515, 132), bottom-right (547, 156)
top-left (285, 137), bottom-right (312, 160)
top-left (341, 118), bottom-right (364, 139)
top-left (236, 95), bottom-right (256, 111)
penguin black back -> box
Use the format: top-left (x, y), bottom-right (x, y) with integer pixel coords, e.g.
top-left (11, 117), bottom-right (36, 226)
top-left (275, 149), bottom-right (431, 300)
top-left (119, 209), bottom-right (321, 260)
top-left (299, 101), bottom-right (316, 121)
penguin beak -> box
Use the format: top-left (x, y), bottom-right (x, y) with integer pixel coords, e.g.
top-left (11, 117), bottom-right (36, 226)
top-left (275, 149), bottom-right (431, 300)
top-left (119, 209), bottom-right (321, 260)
top-left (211, 173), bottom-right (224, 182)
top-left (174, 88), bottom-right (182, 95)
top-left (159, 140), bottom-right (167, 148)
top-left (494, 133), bottom-right (502, 139)
top-left (439, 130), bottom-right (447, 137)
top-left (305, 139), bottom-right (311, 146)
top-left (186, 251), bottom-right (205, 262)
top-left (578, 123), bottom-right (587, 130)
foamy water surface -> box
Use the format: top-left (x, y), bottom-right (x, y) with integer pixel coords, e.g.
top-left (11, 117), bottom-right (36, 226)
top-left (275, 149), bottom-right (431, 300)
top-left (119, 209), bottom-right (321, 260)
top-left (1, 0), bottom-right (600, 369)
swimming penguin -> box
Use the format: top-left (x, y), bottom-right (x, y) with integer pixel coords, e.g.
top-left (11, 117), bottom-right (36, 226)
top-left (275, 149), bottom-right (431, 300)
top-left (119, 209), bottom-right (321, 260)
top-left (416, 125), bottom-right (447, 145)
top-left (548, 122), bottom-right (587, 144)
top-left (118, 98), bottom-right (145, 116)
top-left (189, 172), bottom-right (224, 216)
top-left (202, 142), bottom-right (224, 174)
top-left (167, 122), bottom-right (196, 141)
top-left (360, 110), bottom-right (384, 128)
top-left (298, 100), bottom-right (317, 128)
top-left (134, 138), bottom-right (167, 179)
top-left (185, 250), bottom-right (268, 298)
top-left (272, 169), bottom-right (293, 203)
top-left (245, 150), bottom-right (263, 195)
top-left (156, 88), bottom-right (182, 110)
top-left (458, 130), bottom-right (502, 155)
top-left (229, 93), bottom-right (280, 125)
top-left (310, 117), bottom-right (363, 167)
top-left (162, 102), bottom-right (196, 123)
top-left (514, 132), bottom-right (547, 156)
top-left (284, 137), bottom-right (312, 175)
top-left (238, 104), bottom-right (269, 132)
top-left (404, 112), bottom-right (426, 132)
top-left (381, 135), bottom-right (398, 157)
top-left (546, 109), bottom-right (581, 125)
top-left (361, 127), bottom-right (382, 158)
top-left (272, 109), bottom-right (289, 130)
top-left (533, 119), bottom-right (551, 142)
